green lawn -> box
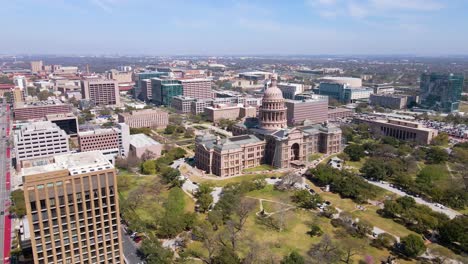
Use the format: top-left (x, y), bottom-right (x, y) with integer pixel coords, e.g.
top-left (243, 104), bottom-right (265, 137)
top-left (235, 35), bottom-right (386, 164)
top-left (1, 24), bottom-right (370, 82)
top-left (459, 101), bottom-right (468, 113)
top-left (308, 153), bottom-right (323, 162)
top-left (243, 164), bottom-right (275, 173)
top-left (185, 171), bottom-right (285, 187)
top-left (345, 157), bottom-right (368, 172)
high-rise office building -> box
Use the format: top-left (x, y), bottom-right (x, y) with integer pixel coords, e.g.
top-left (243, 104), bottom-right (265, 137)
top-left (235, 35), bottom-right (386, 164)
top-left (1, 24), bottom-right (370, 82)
top-left (22, 151), bottom-right (124, 264)
top-left (81, 79), bottom-right (120, 106)
top-left (134, 72), bottom-right (168, 100)
top-left (151, 78), bottom-right (183, 106)
top-left (420, 73), bottom-right (464, 112)
top-left (30, 61), bottom-right (43, 73)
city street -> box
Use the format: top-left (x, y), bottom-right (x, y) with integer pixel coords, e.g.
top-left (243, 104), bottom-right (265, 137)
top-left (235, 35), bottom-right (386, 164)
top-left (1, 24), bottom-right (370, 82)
top-left (0, 101), bottom-right (12, 263)
top-left (365, 180), bottom-right (462, 219)
top-left (120, 225), bottom-right (143, 264)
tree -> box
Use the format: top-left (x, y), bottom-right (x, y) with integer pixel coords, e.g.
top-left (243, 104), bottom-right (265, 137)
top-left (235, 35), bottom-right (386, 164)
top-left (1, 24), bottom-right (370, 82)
top-left (360, 158), bottom-right (389, 181)
top-left (438, 216), bottom-right (468, 252)
top-left (355, 220), bottom-right (373, 238)
top-left (141, 150), bottom-right (156, 161)
top-left (344, 144), bottom-right (365, 161)
top-left (212, 246), bottom-right (241, 264)
top-left (400, 234), bottom-right (426, 258)
top-left (291, 190), bottom-right (323, 209)
top-left (307, 224), bottom-right (323, 237)
top-left (432, 133), bottom-right (449, 146)
top-left (139, 236), bottom-right (174, 264)
top-left (160, 166), bottom-right (182, 186)
top-left (281, 251), bottom-right (305, 264)
top-left (308, 235), bottom-right (342, 264)
top-left (195, 184), bottom-right (214, 213)
top-left (426, 146), bottom-right (448, 164)
top-left (184, 128), bottom-right (195, 138)
top-left (141, 160), bottom-right (156, 175)
top-left (38, 90), bottom-right (52, 101)
top-left (372, 233), bottom-right (397, 249)
top-left (9, 189), bottom-right (26, 217)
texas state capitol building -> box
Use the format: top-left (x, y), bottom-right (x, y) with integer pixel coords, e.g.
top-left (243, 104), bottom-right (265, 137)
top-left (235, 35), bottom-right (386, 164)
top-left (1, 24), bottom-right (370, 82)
top-left (195, 77), bottom-right (342, 177)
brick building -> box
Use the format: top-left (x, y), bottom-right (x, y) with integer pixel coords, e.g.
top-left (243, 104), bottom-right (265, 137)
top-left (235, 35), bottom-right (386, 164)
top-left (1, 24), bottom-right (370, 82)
top-left (117, 109), bottom-right (168, 129)
top-left (81, 79), bottom-right (120, 106)
top-left (13, 101), bottom-right (72, 121)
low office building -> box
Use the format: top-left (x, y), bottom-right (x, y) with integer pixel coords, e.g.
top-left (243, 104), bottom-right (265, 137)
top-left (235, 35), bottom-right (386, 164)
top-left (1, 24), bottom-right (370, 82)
top-left (277, 83), bottom-right (304, 99)
top-left (107, 69), bottom-right (133, 83)
top-left (285, 96), bottom-right (328, 126)
top-left (369, 94), bottom-right (409, 109)
top-left (319, 77), bottom-right (373, 103)
top-left (171, 96), bottom-right (196, 113)
top-left (356, 118), bottom-right (438, 145)
top-left (117, 109), bottom-right (168, 129)
top-left (45, 113), bottom-right (79, 136)
top-left (327, 107), bottom-right (354, 121)
top-left (14, 121), bottom-right (70, 170)
top-left (191, 98), bottom-right (214, 115)
top-left (204, 104), bottom-right (256, 122)
top-left (14, 101), bottom-right (72, 121)
top-left (129, 133), bottom-right (162, 159)
top-left (78, 123), bottom-right (130, 160)
top-left (22, 151), bottom-right (124, 264)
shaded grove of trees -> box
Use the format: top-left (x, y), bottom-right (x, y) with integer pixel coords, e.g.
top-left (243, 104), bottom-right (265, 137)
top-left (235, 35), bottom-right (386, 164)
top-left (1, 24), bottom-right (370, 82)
top-left (307, 165), bottom-right (378, 204)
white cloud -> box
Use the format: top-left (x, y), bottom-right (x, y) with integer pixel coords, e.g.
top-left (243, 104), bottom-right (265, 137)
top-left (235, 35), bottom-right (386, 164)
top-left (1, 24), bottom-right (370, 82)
top-left (307, 0), bottom-right (337, 5)
top-left (348, 2), bottom-right (368, 18)
top-left (370, 0), bottom-right (444, 11)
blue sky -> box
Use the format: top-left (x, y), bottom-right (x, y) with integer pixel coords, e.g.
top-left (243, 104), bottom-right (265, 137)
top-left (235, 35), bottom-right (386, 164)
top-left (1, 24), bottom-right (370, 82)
top-left (1, 0), bottom-right (467, 55)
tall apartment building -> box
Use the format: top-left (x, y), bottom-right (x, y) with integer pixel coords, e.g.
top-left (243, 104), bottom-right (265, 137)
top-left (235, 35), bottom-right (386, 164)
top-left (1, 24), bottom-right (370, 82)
top-left (277, 83), bottom-right (304, 99)
top-left (14, 101), bottom-right (72, 121)
top-left (151, 78), bottom-right (183, 106)
top-left (81, 79), bottom-right (120, 106)
top-left (139, 79), bottom-right (152, 102)
top-left (420, 73), bottom-right (464, 112)
top-left (14, 121), bottom-right (70, 169)
top-left (14, 75), bottom-right (28, 90)
top-left (285, 96), bottom-right (328, 126)
top-left (12, 87), bottom-right (25, 105)
top-left (117, 109), bottom-right (169, 129)
top-left (30, 61), bottom-right (43, 73)
top-left (180, 78), bottom-right (212, 99)
top-left (356, 118), bottom-right (438, 145)
top-left (22, 151), bottom-right (124, 264)
top-left (78, 123), bottom-right (130, 160)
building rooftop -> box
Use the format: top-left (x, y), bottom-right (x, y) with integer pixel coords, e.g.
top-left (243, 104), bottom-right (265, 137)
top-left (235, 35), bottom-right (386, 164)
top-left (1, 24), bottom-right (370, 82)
top-left (130, 133), bottom-right (161, 148)
top-left (14, 100), bottom-right (67, 108)
top-left (79, 127), bottom-right (120, 136)
top-left (21, 151), bottom-right (113, 177)
top-left (118, 108), bottom-right (167, 116)
top-left (17, 121), bottom-right (61, 132)
top-left (45, 113), bottom-right (77, 120)
top-left (285, 96), bottom-right (328, 104)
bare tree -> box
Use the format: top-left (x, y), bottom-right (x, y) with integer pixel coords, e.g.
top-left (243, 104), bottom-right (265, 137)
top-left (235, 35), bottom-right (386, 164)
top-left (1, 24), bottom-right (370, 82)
top-left (308, 235), bottom-right (342, 264)
top-left (141, 149), bottom-right (156, 161)
top-left (193, 222), bottom-right (219, 264)
top-left (276, 172), bottom-right (302, 190)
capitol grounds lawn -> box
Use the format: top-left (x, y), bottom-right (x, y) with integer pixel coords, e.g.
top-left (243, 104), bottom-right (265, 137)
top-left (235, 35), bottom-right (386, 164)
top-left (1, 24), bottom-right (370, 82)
top-left (243, 164), bottom-right (275, 173)
top-left (459, 101), bottom-right (468, 112)
top-left (188, 182), bottom-right (415, 264)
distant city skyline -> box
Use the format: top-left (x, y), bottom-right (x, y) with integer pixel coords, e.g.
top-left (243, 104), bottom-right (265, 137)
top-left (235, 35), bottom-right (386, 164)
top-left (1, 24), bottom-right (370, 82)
top-left (1, 0), bottom-right (468, 55)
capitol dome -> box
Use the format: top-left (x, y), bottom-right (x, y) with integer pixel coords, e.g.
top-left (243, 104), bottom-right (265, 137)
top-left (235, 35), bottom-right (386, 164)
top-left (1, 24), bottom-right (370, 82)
top-left (259, 77), bottom-right (287, 130)
top-left (263, 79), bottom-right (284, 100)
